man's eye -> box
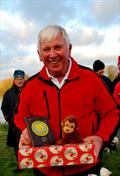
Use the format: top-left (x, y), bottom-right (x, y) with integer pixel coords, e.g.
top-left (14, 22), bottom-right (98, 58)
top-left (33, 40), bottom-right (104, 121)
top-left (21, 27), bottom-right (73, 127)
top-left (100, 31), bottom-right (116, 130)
top-left (55, 46), bottom-right (62, 50)
top-left (43, 48), bottom-right (50, 52)
top-left (71, 126), bottom-right (74, 128)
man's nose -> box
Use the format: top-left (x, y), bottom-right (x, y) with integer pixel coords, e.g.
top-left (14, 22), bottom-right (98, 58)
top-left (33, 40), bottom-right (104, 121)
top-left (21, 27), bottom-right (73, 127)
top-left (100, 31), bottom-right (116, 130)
top-left (49, 49), bottom-right (57, 57)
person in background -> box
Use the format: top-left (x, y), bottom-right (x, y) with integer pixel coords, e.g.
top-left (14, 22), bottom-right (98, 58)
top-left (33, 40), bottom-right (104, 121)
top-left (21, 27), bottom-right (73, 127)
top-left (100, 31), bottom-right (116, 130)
top-left (93, 59), bottom-right (113, 93)
top-left (14, 25), bottom-right (119, 176)
top-left (113, 81), bottom-right (120, 108)
top-left (112, 56), bottom-right (120, 91)
top-left (113, 81), bottom-right (120, 138)
top-left (1, 70), bottom-right (25, 172)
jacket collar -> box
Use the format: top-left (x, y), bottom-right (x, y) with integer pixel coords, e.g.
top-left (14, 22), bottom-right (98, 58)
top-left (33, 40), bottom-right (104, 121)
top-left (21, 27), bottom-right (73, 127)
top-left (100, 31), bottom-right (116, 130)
top-left (12, 84), bottom-right (21, 92)
top-left (38, 57), bottom-right (81, 81)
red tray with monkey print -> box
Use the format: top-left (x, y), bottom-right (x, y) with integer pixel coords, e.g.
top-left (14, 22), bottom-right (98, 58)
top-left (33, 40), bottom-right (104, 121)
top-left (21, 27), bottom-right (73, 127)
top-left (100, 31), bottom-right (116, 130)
top-left (18, 142), bottom-right (97, 169)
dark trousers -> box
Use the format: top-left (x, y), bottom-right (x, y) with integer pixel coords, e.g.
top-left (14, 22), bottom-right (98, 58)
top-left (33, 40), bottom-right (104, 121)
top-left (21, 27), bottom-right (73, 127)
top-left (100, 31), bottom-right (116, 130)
top-left (70, 163), bottom-right (102, 176)
top-left (33, 169), bottom-right (45, 176)
top-left (14, 147), bottom-right (18, 161)
top-left (33, 162), bottom-right (102, 176)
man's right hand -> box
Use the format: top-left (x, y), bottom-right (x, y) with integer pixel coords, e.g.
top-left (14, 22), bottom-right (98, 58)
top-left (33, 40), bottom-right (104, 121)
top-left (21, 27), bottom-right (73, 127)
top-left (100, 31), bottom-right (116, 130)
top-left (19, 128), bottom-right (32, 148)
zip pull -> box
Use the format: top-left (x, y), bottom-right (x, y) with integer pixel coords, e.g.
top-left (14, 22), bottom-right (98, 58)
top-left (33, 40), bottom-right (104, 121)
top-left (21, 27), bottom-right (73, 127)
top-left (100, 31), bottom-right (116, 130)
top-left (43, 90), bottom-right (50, 119)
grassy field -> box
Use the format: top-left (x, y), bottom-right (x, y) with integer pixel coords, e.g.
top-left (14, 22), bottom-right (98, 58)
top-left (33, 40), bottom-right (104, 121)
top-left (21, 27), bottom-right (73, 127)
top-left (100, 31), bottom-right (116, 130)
top-left (0, 123), bottom-right (120, 176)
top-left (0, 123), bottom-right (34, 176)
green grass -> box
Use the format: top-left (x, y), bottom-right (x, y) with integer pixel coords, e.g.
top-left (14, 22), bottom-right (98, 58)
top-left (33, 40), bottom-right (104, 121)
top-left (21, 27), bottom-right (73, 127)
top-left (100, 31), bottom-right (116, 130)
top-left (0, 123), bottom-right (120, 176)
top-left (0, 123), bottom-right (34, 176)
top-left (101, 145), bottom-right (120, 176)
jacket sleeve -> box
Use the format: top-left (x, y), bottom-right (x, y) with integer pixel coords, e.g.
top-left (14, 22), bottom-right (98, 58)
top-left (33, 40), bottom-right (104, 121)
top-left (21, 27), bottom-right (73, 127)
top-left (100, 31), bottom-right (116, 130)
top-left (113, 82), bottom-right (120, 106)
top-left (14, 86), bottom-right (31, 131)
top-left (1, 92), bottom-right (9, 122)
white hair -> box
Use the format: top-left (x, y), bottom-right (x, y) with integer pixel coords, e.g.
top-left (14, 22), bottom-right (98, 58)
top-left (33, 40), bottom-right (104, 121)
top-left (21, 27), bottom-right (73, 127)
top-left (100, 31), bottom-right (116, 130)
top-left (37, 25), bottom-right (71, 51)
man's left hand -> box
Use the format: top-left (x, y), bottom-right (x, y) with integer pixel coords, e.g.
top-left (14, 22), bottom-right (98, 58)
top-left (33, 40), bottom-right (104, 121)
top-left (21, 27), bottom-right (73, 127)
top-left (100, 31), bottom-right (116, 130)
top-left (84, 135), bottom-right (103, 158)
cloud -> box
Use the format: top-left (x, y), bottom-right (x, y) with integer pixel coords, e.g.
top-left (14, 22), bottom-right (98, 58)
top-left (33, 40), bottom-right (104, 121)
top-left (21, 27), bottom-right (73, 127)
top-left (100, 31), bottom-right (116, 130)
top-left (91, 0), bottom-right (120, 25)
top-left (0, 0), bottom-right (120, 81)
top-left (1, 54), bottom-right (43, 80)
top-left (67, 25), bottom-right (104, 46)
top-left (1, 11), bottom-right (36, 44)
top-left (71, 25), bottom-right (120, 67)
top-left (15, 0), bottom-right (77, 25)
top-left (0, 11), bottom-right (38, 64)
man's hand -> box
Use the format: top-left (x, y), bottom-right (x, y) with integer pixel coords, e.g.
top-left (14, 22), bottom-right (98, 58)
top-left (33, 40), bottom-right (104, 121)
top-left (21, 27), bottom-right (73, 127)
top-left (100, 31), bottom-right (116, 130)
top-left (19, 128), bottom-right (32, 148)
top-left (84, 135), bottom-right (103, 158)
top-left (4, 116), bottom-right (8, 122)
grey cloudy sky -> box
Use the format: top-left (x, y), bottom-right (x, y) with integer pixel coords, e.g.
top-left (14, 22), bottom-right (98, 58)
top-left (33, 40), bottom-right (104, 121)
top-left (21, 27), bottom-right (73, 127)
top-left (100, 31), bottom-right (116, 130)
top-left (0, 0), bottom-right (120, 80)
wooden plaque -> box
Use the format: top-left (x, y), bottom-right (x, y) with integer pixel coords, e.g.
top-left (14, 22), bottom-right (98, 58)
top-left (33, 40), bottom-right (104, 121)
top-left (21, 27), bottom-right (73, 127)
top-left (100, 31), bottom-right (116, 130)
top-left (25, 116), bottom-right (55, 147)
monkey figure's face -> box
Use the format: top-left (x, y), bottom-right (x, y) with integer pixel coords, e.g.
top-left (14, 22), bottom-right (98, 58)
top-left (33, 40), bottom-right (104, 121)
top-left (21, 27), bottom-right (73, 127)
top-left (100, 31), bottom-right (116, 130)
top-left (63, 120), bottom-right (76, 134)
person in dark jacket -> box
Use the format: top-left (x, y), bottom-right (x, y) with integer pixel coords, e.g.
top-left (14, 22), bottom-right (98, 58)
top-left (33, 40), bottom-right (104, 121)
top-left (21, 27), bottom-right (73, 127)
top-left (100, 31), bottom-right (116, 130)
top-left (93, 59), bottom-right (113, 93)
top-left (112, 56), bottom-right (120, 91)
top-left (1, 70), bottom-right (25, 171)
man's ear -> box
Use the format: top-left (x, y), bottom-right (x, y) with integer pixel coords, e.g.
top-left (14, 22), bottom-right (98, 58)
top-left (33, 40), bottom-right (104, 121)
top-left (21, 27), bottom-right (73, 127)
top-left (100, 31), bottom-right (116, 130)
top-left (69, 44), bottom-right (72, 50)
top-left (68, 44), bottom-right (72, 57)
top-left (37, 50), bottom-right (42, 61)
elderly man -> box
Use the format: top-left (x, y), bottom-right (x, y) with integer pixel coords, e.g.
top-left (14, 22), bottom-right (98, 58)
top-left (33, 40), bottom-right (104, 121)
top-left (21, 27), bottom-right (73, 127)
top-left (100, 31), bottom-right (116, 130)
top-left (14, 25), bottom-right (119, 176)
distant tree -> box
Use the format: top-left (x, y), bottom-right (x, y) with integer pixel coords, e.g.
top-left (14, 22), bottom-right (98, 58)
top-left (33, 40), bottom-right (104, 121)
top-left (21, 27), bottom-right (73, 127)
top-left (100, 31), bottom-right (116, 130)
top-left (0, 78), bottom-right (13, 98)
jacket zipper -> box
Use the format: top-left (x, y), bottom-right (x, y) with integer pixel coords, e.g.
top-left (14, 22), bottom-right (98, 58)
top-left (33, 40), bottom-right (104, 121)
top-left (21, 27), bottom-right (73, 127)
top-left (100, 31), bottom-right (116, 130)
top-left (43, 91), bottom-right (50, 119)
top-left (43, 87), bottom-right (62, 138)
top-left (92, 123), bottom-right (94, 134)
top-left (57, 89), bottom-right (62, 139)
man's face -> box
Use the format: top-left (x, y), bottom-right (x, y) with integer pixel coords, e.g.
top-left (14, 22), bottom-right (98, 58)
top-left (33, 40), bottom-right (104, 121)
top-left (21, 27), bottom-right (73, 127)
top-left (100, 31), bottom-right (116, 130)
top-left (38, 33), bottom-right (71, 78)
top-left (96, 69), bottom-right (104, 76)
top-left (14, 78), bottom-right (25, 88)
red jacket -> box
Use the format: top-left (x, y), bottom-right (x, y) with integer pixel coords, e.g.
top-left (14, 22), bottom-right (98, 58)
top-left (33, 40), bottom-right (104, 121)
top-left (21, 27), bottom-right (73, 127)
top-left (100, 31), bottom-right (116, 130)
top-left (14, 58), bottom-right (119, 175)
top-left (113, 81), bottom-right (120, 106)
